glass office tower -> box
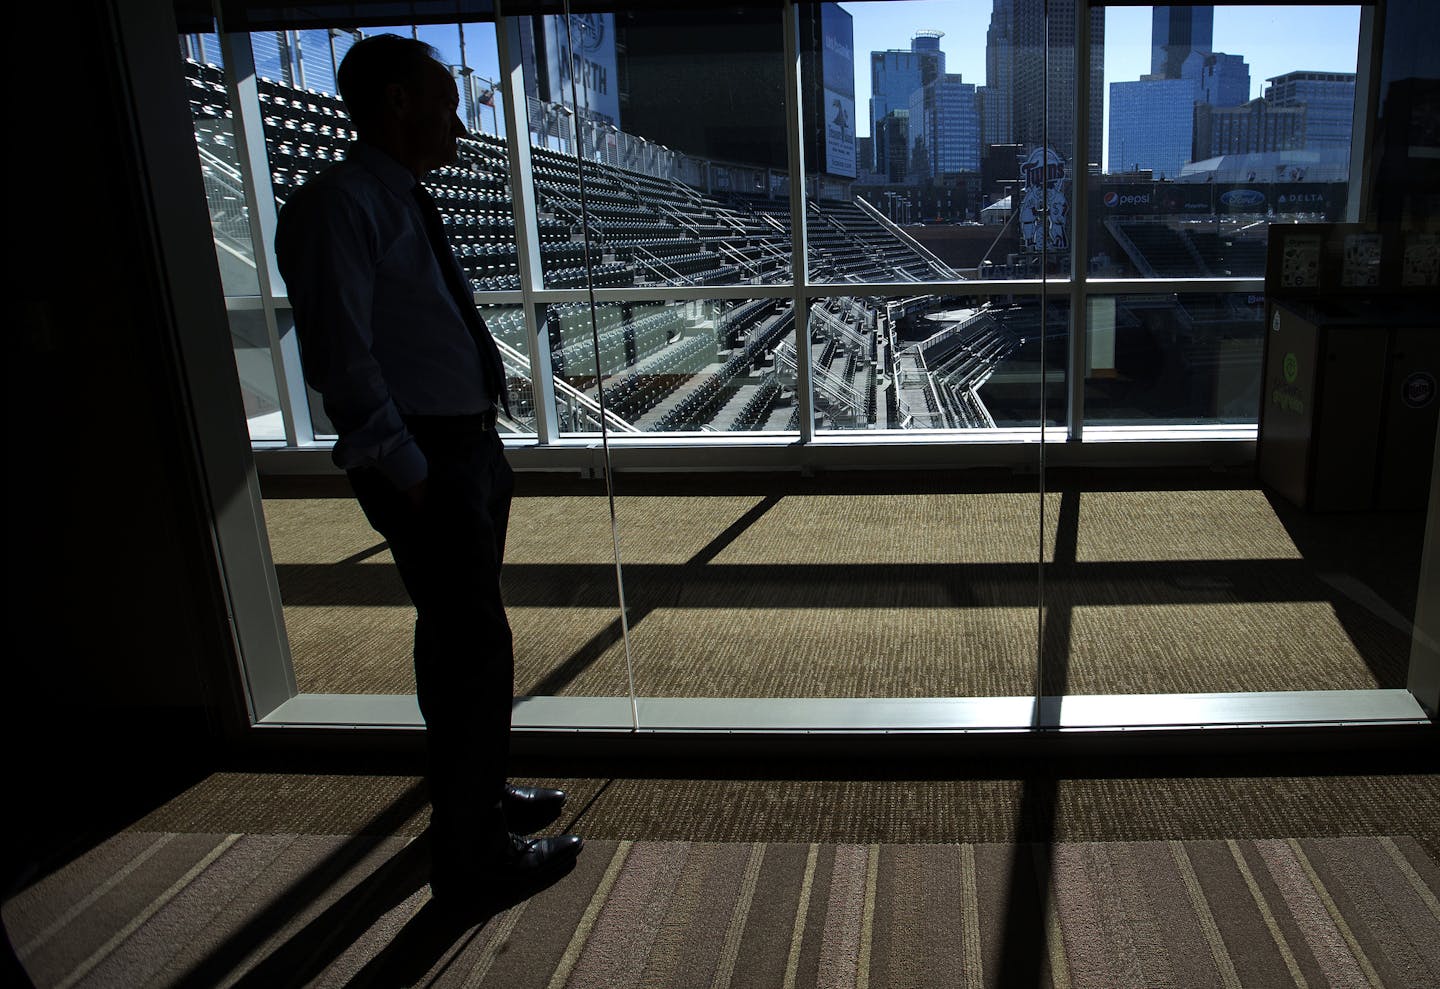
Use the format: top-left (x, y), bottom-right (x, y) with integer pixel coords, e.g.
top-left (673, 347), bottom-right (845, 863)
top-left (1152, 6), bottom-right (1213, 79)
top-left (869, 31), bottom-right (946, 175)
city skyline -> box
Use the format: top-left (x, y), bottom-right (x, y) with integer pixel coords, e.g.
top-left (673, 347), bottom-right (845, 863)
top-left (235, 4), bottom-right (1363, 176)
top-left (842, 2), bottom-right (1361, 169)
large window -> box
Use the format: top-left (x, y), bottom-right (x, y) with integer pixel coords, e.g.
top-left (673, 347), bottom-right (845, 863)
top-left (1090, 5), bottom-right (1360, 428)
top-left (188, 4), bottom-right (1369, 448)
top-left (176, 2), bottom-right (1438, 735)
top-left (183, 45), bottom-right (287, 442)
top-left (804, 0), bottom-right (1094, 283)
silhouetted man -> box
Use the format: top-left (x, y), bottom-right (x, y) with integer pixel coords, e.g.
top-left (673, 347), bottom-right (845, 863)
top-left (274, 34), bottom-right (581, 907)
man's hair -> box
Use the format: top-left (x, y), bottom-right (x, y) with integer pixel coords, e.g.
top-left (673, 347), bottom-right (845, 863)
top-left (336, 34), bottom-right (441, 132)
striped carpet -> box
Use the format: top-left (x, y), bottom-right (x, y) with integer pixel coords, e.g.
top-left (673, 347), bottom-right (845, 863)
top-left (7, 831), bottom-right (1438, 988)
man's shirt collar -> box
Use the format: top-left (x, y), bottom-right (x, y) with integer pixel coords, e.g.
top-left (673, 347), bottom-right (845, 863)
top-left (346, 140), bottom-right (420, 195)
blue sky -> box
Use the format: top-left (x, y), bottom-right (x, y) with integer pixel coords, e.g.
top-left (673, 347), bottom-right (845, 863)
top-left (841, 1), bottom-right (1362, 167)
top-left (379, 4), bottom-right (1363, 164)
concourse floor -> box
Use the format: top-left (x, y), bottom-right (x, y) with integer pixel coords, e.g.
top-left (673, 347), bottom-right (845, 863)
top-left (262, 468), bottom-right (1423, 700)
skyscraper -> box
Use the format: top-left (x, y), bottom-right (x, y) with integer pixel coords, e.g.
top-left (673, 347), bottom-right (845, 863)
top-left (979, 0), bottom-right (1013, 147)
top-left (1152, 7), bottom-right (1213, 80)
top-left (868, 31), bottom-right (946, 175)
top-left (877, 110), bottom-right (911, 183)
top-left (1264, 71), bottom-right (1357, 152)
top-left (908, 73), bottom-right (980, 180)
top-left (993, 0), bottom-right (1103, 168)
top-left (1109, 76), bottom-right (1203, 177)
top-left (1108, 8), bottom-right (1250, 176)
top-left (1193, 99), bottom-right (1307, 160)
top-left (1185, 50), bottom-right (1249, 108)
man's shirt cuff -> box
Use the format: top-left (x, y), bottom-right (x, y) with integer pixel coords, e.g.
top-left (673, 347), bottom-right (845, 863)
top-left (375, 439), bottom-right (428, 491)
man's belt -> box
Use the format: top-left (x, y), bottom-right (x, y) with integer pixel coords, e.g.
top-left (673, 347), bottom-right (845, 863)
top-left (403, 408), bottom-right (498, 434)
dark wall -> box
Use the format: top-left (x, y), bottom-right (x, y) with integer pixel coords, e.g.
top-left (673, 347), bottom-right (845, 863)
top-left (1373, 0), bottom-right (1440, 225)
top-left (7, 2), bottom-right (228, 891)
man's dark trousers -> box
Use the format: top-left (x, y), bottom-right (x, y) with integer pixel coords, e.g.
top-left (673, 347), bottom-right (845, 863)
top-left (347, 414), bottom-right (515, 872)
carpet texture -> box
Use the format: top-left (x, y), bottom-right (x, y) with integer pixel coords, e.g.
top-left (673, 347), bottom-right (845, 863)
top-left (7, 831), bottom-right (1438, 988)
top-left (262, 478), bottom-right (1423, 700)
top-left (128, 773), bottom-right (1440, 863)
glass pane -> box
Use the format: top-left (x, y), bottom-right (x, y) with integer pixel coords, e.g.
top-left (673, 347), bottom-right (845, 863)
top-left (519, 9), bottom-right (791, 288)
top-left (1093, 5), bottom-right (1360, 275)
top-left (181, 36), bottom-right (286, 443)
top-left (305, 303), bottom-right (536, 438)
top-left (816, 292), bottom-right (1068, 432)
top-left (550, 298), bottom-right (798, 434)
top-left (1050, 277), bottom-right (1434, 698)
top-left (608, 469), bottom-right (1045, 701)
top-left (1085, 292), bottom-right (1265, 425)
top-left (243, 23), bottom-right (620, 705)
top-left (238, 24), bottom-right (536, 435)
top-left (227, 307), bottom-right (286, 441)
top-left (804, 0), bottom-right (1094, 282)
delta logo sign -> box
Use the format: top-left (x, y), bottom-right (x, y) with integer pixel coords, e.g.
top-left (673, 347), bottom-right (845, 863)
top-left (1276, 192), bottom-right (1328, 210)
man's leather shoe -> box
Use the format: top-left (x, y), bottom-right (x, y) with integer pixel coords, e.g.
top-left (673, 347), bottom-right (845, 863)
top-left (501, 832), bottom-right (583, 878)
top-left (504, 784), bottom-right (567, 834)
top-left (430, 832), bottom-right (583, 907)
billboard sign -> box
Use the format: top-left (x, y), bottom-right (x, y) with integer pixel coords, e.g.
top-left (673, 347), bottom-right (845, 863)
top-left (1100, 187), bottom-right (1154, 212)
top-left (544, 13), bottom-right (620, 126)
top-left (1089, 182), bottom-right (1344, 218)
top-left (1020, 147), bottom-right (1068, 251)
top-left (824, 91), bottom-right (857, 178)
top-left (1220, 188), bottom-right (1267, 210)
top-left (820, 3), bottom-right (856, 179)
top-left (1273, 186), bottom-right (1342, 215)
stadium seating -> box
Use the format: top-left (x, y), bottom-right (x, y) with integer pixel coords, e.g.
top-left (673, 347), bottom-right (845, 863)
top-left (1116, 222), bottom-right (1206, 277)
top-left (182, 60), bottom-right (1098, 434)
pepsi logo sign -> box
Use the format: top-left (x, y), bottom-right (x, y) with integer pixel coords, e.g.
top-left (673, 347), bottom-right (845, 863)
top-left (1102, 192), bottom-right (1149, 207)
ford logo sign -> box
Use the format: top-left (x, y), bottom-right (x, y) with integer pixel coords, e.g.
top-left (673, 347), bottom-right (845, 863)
top-left (1221, 189), bottom-right (1266, 208)
top-left (1103, 192), bottom-right (1118, 207)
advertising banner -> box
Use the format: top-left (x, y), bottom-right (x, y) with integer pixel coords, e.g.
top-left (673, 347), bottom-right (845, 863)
top-left (821, 2), bottom-right (853, 94)
top-left (1090, 182), bottom-right (1346, 218)
top-left (824, 90), bottom-right (856, 178)
top-left (545, 13), bottom-right (619, 126)
top-left (1271, 184), bottom-right (1346, 215)
top-left (1020, 147), bottom-right (1068, 251)
top-left (820, 3), bottom-right (856, 179)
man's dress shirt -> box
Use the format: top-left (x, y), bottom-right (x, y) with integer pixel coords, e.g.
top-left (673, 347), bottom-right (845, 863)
top-left (275, 141), bottom-right (493, 491)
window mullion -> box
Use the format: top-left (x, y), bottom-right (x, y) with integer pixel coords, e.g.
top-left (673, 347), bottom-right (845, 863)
top-left (497, 9), bottom-right (558, 444)
top-left (1070, 0), bottom-right (1093, 441)
top-left (783, 1), bottom-right (814, 443)
top-left (218, 28), bottom-right (315, 447)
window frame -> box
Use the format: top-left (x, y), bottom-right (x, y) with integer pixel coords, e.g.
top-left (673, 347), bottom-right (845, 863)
top-left (166, 2), bottom-right (1437, 740)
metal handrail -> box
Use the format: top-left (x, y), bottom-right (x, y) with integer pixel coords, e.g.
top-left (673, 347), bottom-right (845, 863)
top-left (631, 244), bottom-right (698, 286)
top-left (810, 302), bottom-right (873, 354)
top-left (494, 335), bottom-right (640, 433)
top-left (1104, 216), bottom-right (1160, 279)
top-left (196, 145), bottom-right (256, 258)
top-left (852, 194), bottom-right (960, 280)
top-left (775, 336), bottom-right (868, 416)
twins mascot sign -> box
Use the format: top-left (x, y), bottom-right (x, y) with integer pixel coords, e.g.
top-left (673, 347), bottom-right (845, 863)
top-left (1019, 147), bottom-right (1069, 252)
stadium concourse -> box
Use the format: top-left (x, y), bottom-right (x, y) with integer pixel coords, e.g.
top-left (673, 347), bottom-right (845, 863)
top-left (186, 59), bottom-right (1268, 435)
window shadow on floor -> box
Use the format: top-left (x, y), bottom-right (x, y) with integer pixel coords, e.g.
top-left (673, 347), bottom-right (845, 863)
top-left (174, 782), bottom-right (429, 988)
top-left (995, 486), bottom-right (1077, 987)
